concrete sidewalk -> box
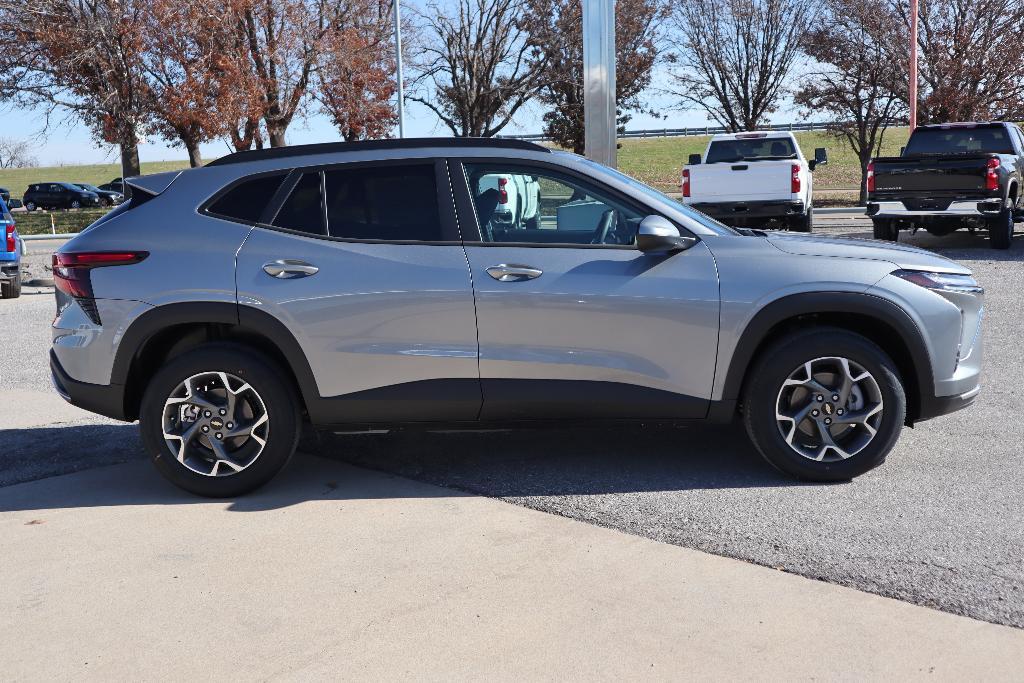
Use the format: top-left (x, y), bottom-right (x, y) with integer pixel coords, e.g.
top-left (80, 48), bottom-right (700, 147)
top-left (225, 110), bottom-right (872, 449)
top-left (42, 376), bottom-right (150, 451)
top-left (1, 456), bottom-right (1021, 680)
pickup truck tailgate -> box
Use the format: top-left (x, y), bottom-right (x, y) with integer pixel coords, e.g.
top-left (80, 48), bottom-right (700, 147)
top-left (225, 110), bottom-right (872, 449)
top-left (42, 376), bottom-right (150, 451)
top-left (872, 155), bottom-right (991, 194)
top-left (690, 160), bottom-right (793, 201)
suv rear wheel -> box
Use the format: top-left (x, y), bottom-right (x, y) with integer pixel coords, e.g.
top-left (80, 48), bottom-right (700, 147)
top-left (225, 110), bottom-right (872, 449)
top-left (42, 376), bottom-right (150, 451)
top-left (139, 343), bottom-right (300, 497)
top-left (742, 327), bottom-right (906, 481)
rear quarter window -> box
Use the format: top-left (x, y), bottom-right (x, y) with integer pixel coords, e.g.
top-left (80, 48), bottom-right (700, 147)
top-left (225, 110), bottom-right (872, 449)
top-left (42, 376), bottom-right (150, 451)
top-left (206, 173), bottom-right (287, 223)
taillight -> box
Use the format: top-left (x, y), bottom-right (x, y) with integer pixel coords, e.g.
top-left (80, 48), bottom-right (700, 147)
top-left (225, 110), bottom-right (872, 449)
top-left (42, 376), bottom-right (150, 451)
top-left (866, 162), bottom-right (875, 193)
top-left (4, 222), bottom-right (13, 252)
top-left (52, 251), bottom-right (148, 323)
top-left (791, 164), bottom-right (801, 194)
top-left (682, 169), bottom-right (691, 198)
top-left (497, 177), bottom-right (508, 204)
top-left (986, 158), bottom-right (1000, 192)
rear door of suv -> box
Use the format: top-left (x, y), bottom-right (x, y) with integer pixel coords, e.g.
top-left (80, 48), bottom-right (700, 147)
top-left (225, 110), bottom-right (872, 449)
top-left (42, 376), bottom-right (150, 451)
top-left (233, 158), bottom-right (481, 423)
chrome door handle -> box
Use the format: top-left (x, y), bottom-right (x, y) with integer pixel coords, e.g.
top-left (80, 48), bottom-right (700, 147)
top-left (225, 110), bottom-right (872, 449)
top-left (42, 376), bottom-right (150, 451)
top-left (485, 264), bottom-right (543, 282)
top-left (262, 259), bottom-right (319, 279)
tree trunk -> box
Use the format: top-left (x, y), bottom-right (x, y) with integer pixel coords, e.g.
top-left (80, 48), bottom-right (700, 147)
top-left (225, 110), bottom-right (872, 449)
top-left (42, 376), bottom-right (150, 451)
top-left (120, 142), bottom-right (141, 179)
top-left (267, 123), bottom-right (287, 147)
top-left (186, 141), bottom-right (203, 168)
top-left (859, 158), bottom-right (870, 206)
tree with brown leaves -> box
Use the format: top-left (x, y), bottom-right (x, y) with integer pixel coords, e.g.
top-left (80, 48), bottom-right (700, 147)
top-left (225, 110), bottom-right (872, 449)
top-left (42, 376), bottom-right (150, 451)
top-left (796, 0), bottom-right (906, 203)
top-left (669, 0), bottom-right (814, 132)
top-left (0, 0), bottom-right (149, 176)
top-left (520, 0), bottom-right (664, 154)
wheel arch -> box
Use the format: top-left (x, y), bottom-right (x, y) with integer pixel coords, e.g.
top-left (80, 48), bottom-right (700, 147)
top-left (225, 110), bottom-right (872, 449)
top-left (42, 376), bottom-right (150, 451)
top-left (723, 292), bottom-right (933, 424)
top-left (114, 302), bottom-right (320, 422)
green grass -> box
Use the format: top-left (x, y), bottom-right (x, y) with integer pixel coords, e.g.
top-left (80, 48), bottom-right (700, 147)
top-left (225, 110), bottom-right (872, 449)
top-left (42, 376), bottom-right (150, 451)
top-left (14, 208), bottom-right (109, 235)
top-left (0, 160), bottom-right (193, 198)
top-left (617, 127), bottom-right (912, 194)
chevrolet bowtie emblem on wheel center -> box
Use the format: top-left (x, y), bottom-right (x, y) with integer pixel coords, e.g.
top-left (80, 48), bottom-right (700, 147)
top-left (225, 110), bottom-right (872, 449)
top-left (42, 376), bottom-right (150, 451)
top-left (210, 418), bottom-right (224, 430)
top-left (823, 404), bottom-right (834, 416)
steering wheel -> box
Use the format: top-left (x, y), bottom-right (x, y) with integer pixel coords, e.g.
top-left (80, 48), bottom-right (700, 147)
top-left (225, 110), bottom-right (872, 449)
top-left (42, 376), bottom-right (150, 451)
top-left (590, 209), bottom-right (616, 245)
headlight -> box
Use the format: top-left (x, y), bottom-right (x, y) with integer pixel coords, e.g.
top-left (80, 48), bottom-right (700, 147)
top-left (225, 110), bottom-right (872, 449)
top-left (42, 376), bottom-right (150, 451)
top-left (892, 270), bottom-right (983, 294)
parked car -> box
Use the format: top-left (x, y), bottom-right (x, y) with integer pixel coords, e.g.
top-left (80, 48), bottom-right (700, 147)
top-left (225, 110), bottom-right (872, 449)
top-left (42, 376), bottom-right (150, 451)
top-left (681, 131), bottom-right (827, 232)
top-left (99, 178), bottom-right (125, 195)
top-left (73, 183), bottom-right (124, 207)
top-left (867, 121), bottom-right (1022, 248)
top-left (473, 171), bottom-right (542, 231)
top-left (0, 187), bottom-right (10, 203)
top-left (23, 182), bottom-right (102, 211)
top-left (0, 196), bottom-right (21, 299)
top-left (51, 138), bottom-right (983, 497)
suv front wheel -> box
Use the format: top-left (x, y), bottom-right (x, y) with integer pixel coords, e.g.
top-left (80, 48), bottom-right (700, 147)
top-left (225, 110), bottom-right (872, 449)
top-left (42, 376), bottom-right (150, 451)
top-left (139, 343), bottom-right (301, 497)
top-left (742, 327), bottom-right (906, 481)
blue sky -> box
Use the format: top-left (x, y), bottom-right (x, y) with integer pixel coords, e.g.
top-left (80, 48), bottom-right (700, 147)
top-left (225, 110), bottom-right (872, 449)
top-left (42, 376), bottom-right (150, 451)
top-left (1, 70), bottom-right (801, 167)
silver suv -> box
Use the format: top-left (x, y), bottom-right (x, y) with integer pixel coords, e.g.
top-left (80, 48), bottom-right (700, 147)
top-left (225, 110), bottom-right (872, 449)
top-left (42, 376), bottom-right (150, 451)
top-left (50, 139), bottom-right (984, 496)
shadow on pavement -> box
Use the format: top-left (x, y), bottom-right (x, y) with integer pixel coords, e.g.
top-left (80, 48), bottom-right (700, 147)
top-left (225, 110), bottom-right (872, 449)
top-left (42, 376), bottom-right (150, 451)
top-left (0, 421), bottom-right (808, 513)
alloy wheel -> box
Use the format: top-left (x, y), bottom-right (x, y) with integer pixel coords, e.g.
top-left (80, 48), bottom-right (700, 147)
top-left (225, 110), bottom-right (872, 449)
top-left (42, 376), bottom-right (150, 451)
top-left (161, 371), bottom-right (269, 477)
top-left (774, 357), bottom-right (884, 462)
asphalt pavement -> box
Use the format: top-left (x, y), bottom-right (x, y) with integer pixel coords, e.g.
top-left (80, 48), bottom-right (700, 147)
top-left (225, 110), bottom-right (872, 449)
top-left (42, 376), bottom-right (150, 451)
top-left (3, 214), bottom-right (1023, 630)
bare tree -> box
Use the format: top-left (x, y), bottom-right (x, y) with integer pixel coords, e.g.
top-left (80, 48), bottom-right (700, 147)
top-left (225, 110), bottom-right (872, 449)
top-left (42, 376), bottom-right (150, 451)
top-left (0, 137), bottom-right (39, 169)
top-left (668, 0), bottom-right (814, 131)
top-left (520, 0), bottom-right (664, 154)
top-left (411, 0), bottom-right (545, 137)
top-left (796, 0), bottom-right (906, 203)
top-left (0, 0), bottom-right (149, 177)
top-left (895, 0), bottom-right (1024, 123)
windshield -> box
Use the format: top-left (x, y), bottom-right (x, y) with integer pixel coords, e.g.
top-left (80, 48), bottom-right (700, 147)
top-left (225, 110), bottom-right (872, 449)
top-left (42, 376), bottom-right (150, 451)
top-left (77, 184), bottom-right (101, 192)
top-left (706, 137), bottom-right (797, 163)
top-left (0, 197), bottom-right (12, 223)
top-left (575, 156), bottom-right (738, 234)
top-left (904, 126), bottom-right (1014, 155)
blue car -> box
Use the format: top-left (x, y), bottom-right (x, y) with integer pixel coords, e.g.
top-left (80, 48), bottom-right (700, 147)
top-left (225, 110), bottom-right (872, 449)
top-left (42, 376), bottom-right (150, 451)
top-left (1, 195), bottom-right (21, 298)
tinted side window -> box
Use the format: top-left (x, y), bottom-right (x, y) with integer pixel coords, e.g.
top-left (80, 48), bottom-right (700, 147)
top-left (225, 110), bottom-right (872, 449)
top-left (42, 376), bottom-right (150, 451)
top-left (272, 172), bottom-right (325, 235)
top-left (207, 173), bottom-right (286, 223)
top-left (324, 164), bottom-right (442, 241)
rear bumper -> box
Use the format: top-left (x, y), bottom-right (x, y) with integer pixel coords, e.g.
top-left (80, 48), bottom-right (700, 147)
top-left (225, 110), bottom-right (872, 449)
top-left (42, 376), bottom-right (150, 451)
top-left (50, 350), bottom-right (130, 421)
top-left (867, 199), bottom-right (1003, 220)
top-left (690, 200), bottom-right (807, 223)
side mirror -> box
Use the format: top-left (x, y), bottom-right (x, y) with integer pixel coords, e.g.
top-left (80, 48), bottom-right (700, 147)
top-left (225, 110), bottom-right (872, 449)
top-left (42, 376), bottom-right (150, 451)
top-left (637, 215), bottom-right (698, 254)
top-left (812, 147), bottom-right (828, 171)
top-left (688, 153), bottom-right (702, 165)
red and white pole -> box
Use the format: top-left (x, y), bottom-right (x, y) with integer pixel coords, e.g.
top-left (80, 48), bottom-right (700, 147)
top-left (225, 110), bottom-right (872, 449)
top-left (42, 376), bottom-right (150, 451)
top-left (909, 0), bottom-right (918, 130)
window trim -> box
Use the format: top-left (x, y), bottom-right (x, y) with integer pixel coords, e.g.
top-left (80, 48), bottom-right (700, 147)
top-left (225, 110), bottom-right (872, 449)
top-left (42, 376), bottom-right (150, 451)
top-left (450, 157), bottom-right (689, 249)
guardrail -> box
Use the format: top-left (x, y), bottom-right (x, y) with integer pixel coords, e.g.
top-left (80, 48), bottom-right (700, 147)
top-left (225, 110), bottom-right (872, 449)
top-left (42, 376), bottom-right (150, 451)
top-left (499, 121), bottom-right (900, 142)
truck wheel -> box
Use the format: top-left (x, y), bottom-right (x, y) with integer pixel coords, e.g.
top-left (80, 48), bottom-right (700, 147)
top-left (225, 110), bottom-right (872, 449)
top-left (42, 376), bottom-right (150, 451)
top-left (139, 343), bottom-right (301, 497)
top-left (742, 327), bottom-right (906, 482)
top-left (872, 218), bottom-right (898, 241)
top-left (988, 207), bottom-right (1013, 250)
top-left (1, 273), bottom-right (20, 299)
top-left (790, 207), bottom-right (813, 232)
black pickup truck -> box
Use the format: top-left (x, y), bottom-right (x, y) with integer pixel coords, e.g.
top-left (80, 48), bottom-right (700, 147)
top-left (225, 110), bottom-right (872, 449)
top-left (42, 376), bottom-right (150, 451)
top-left (867, 122), bottom-right (1022, 249)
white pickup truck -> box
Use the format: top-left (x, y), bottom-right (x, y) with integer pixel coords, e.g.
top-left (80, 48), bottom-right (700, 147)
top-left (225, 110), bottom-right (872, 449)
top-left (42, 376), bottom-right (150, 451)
top-left (477, 172), bottom-right (542, 229)
top-left (681, 132), bottom-right (827, 232)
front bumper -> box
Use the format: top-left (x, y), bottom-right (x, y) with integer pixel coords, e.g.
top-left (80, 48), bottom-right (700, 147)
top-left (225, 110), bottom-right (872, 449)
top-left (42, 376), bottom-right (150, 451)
top-left (50, 350), bottom-right (130, 421)
top-left (917, 384), bottom-right (981, 422)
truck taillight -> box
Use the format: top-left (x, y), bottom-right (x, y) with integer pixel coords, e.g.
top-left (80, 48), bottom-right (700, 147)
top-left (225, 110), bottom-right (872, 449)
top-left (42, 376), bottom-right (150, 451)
top-left (4, 223), bottom-right (13, 252)
top-left (986, 158), bottom-right (1000, 191)
top-left (498, 177), bottom-right (508, 204)
top-left (791, 164), bottom-right (801, 194)
top-left (682, 169), bottom-right (691, 198)
top-left (866, 162), bottom-right (875, 193)
top-left (52, 251), bottom-right (148, 323)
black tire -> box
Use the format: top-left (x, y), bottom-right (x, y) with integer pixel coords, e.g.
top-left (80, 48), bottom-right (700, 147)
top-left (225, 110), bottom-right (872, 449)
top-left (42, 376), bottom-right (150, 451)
top-left (988, 206), bottom-right (1013, 250)
top-left (790, 206), bottom-right (813, 232)
top-left (872, 218), bottom-right (898, 241)
top-left (70, 200), bottom-right (81, 209)
top-left (24, 202), bottom-right (36, 212)
top-left (139, 343), bottom-right (301, 497)
top-left (742, 327), bottom-right (906, 482)
top-left (1, 273), bottom-right (20, 299)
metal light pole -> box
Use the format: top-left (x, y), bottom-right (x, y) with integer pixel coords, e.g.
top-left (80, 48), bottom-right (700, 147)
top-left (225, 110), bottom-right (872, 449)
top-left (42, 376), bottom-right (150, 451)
top-left (909, 0), bottom-right (918, 130)
top-left (393, 0), bottom-right (405, 138)
top-left (583, 0), bottom-right (616, 168)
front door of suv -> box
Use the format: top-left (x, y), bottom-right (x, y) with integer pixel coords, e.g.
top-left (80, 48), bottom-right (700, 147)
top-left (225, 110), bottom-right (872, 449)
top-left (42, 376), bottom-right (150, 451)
top-left (234, 159), bottom-right (481, 423)
top-left (453, 159), bottom-right (720, 420)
